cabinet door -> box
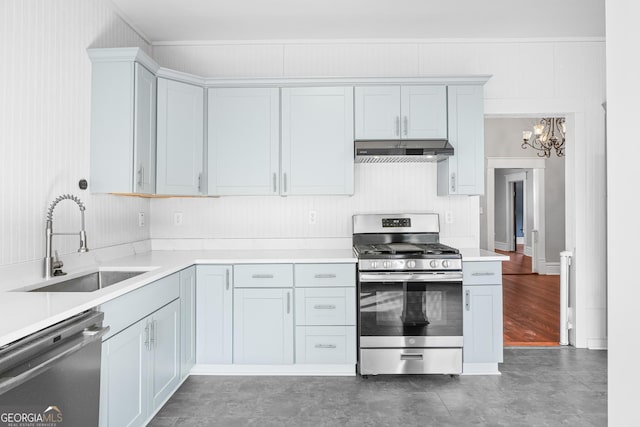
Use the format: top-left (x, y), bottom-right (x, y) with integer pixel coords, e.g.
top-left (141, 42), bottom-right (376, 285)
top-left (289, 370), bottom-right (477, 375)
top-left (208, 88), bottom-right (280, 195)
top-left (400, 85), bottom-right (447, 139)
top-left (281, 87), bottom-right (354, 195)
top-left (354, 86), bottom-right (401, 139)
top-left (438, 85), bottom-right (485, 195)
top-left (156, 78), bottom-right (204, 195)
top-left (234, 288), bottom-right (294, 364)
top-left (463, 285), bottom-right (503, 363)
top-left (89, 58), bottom-right (144, 193)
top-left (133, 63), bottom-right (157, 194)
top-left (150, 299), bottom-right (181, 410)
top-left (196, 265), bottom-right (233, 364)
top-left (100, 318), bottom-right (149, 427)
top-left (180, 266), bottom-right (196, 378)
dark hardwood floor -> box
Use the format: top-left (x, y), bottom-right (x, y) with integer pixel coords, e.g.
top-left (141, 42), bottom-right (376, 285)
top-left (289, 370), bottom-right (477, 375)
top-left (496, 249), bottom-right (560, 347)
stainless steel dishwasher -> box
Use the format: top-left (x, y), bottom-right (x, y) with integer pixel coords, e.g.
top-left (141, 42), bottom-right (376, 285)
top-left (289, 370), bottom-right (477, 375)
top-left (0, 310), bottom-right (108, 426)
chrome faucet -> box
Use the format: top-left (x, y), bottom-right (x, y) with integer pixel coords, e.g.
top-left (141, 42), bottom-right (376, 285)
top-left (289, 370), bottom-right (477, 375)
top-left (44, 194), bottom-right (89, 279)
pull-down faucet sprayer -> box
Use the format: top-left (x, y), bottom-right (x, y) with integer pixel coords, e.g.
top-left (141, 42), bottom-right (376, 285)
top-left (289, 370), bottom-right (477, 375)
top-left (44, 194), bottom-right (89, 279)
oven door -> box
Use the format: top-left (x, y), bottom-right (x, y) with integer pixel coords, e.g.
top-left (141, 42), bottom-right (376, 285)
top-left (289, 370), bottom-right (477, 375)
top-left (358, 271), bottom-right (463, 348)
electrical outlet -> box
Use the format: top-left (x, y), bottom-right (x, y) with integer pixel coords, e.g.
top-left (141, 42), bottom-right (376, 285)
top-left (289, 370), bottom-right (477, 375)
top-left (308, 210), bottom-right (317, 225)
top-left (173, 212), bottom-right (183, 226)
top-left (445, 211), bottom-right (454, 224)
top-left (138, 212), bottom-right (145, 227)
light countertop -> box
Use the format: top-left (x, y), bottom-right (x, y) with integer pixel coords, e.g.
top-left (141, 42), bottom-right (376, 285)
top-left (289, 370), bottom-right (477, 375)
top-left (459, 248), bottom-right (510, 262)
top-left (0, 249), bottom-right (356, 348)
top-left (0, 247), bottom-right (506, 348)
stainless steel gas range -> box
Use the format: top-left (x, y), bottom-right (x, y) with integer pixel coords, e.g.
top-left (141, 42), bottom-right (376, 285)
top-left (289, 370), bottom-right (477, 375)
top-left (353, 213), bottom-right (463, 376)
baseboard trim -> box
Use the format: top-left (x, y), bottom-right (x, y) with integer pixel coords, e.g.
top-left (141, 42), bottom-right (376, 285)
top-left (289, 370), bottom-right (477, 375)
top-left (587, 339), bottom-right (608, 350)
top-left (462, 362), bottom-right (501, 375)
top-left (545, 262), bottom-right (561, 275)
top-left (494, 241), bottom-right (509, 251)
top-left (191, 363), bottom-right (357, 376)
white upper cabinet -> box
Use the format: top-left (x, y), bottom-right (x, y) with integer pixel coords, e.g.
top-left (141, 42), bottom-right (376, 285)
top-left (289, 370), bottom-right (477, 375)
top-left (354, 86), bottom-right (401, 139)
top-left (438, 85), bottom-right (485, 196)
top-left (281, 87), bottom-right (354, 195)
top-left (156, 78), bottom-right (205, 196)
top-left (89, 57), bottom-right (156, 194)
top-left (208, 88), bottom-right (280, 195)
top-left (355, 85), bottom-right (447, 140)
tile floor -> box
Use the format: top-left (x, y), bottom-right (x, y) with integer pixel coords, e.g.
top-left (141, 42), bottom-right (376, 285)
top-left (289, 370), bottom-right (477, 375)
top-left (150, 348), bottom-right (606, 426)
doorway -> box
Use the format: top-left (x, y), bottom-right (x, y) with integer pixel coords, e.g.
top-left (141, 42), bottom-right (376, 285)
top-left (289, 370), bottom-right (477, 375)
top-left (513, 180), bottom-right (524, 253)
top-left (486, 157), bottom-right (560, 346)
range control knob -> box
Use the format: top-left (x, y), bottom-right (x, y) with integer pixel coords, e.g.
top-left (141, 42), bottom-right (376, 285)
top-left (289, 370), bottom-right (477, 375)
top-left (406, 260), bottom-right (416, 269)
top-left (429, 260), bottom-right (439, 269)
top-left (370, 261), bottom-right (378, 269)
top-left (383, 261), bottom-right (391, 269)
top-left (442, 260), bottom-right (450, 268)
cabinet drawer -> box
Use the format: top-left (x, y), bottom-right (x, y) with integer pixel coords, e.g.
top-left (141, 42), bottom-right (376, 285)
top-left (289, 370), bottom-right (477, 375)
top-left (463, 261), bottom-right (502, 285)
top-left (295, 288), bottom-right (356, 326)
top-left (234, 264), bottom-right (293, 288)
top-left (295, 326), bottom-right (356, 364)
top-left (294, 263), bottom-right (355, 287)
top-left (101, 273), bottom-right (180, 340)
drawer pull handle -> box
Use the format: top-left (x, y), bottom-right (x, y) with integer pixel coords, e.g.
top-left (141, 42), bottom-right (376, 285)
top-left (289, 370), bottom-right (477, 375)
top-left (313, 304), bottom-right (336, 310)
top-left (400, 353), bottom-right (423, 361)
top-left (314, 274), bottom-right (337, 279)
top-left (315, 344), bottom-right (337, 349)
top-left (465, 290), bottom-right (471, 311)
top-left (252, 274), bottom-right (274, 279)
top-left (471, 272), bottom-right (495, 276)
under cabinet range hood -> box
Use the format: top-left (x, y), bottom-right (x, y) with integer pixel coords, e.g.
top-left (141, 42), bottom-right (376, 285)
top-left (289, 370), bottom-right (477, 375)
top-left (354, 139), bottom-right (454, 163)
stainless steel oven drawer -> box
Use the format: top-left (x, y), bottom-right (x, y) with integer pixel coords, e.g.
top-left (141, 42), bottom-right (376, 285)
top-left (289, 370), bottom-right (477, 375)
top-left (360, 348), bottom-right (462, 375)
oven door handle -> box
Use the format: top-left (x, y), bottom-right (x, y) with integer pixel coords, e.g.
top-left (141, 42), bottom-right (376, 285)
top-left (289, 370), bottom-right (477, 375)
top-left (359, 272), bottom-right (463, 282)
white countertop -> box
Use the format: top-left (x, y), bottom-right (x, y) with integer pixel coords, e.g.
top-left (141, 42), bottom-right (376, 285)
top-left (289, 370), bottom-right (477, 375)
top-left (459, 248), bottom-right (510, 262)
top-left (0, 249), bottom-right (356, 348)
top-left (0, 247), bottom-right (507, 348)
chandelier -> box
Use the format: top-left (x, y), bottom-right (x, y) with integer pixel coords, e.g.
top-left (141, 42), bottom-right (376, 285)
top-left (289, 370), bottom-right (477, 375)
top-left (521, 118), bottom-right (566, 158)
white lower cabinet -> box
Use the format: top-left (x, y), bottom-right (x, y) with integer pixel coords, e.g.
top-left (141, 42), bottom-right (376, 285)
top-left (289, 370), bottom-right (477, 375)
top-left (100, 317), bottom-right (148, 427)
top-left (233, 288), bottom-right (294, 364)
top-left (196, 265), bottom-right (233, 364)
top-left (293, 264), bottom-right (356, 366)
top-left (462, 260), bottom-right (504, 374)
top-left (100, 299), bottom-right (180, 427)
top-left (149, 300), bottom-right (181, 410)
top-left (99, 273), bottom-right (181, 427)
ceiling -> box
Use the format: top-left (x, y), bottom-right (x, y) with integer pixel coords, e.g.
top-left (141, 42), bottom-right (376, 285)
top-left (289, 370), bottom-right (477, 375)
top-left (109, 0), bottom-right (605, 43)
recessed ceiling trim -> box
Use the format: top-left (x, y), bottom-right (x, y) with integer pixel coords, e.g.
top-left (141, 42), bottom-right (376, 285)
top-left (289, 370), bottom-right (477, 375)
top-left (150, 36), bottom-right (606, 47)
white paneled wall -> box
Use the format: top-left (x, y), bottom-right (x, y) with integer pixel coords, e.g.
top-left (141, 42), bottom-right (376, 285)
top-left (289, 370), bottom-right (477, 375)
top-left (0, 0), bottom-right (151, 267)
top-left (151, 163), bottom-right (479, 247)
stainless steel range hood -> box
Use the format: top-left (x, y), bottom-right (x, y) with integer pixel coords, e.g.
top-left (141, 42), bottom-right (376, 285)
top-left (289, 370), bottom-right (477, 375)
top-left (354, 139), bottom-right (454, 163)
